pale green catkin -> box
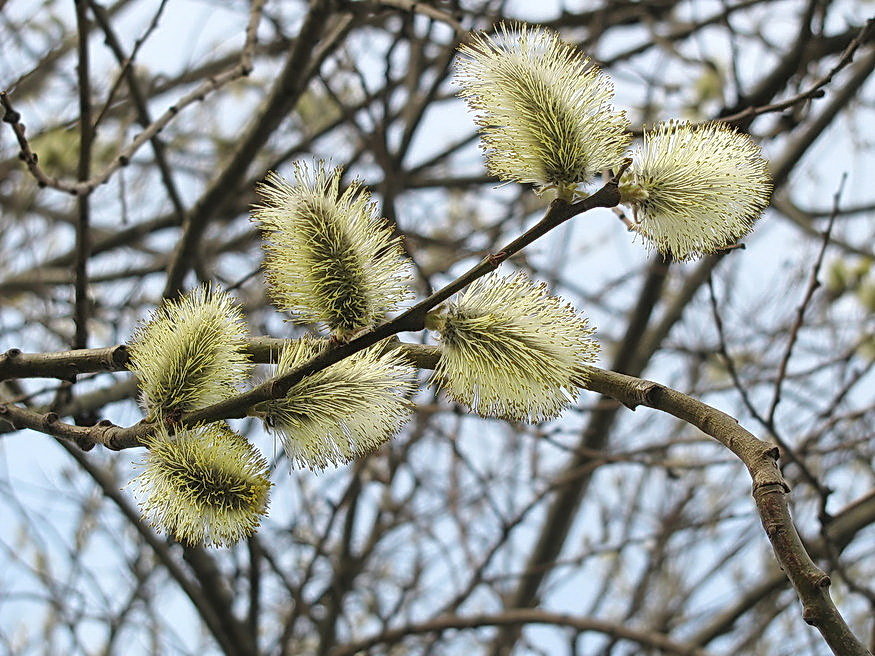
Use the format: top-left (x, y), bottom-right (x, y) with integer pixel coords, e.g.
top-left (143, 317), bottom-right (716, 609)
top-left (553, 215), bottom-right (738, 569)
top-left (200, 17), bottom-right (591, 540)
top-left (253, 163), bottom-right (413, 337)
top-left (431, 271), bottom-right (600, 422)
top-left (132, 424), bottom-right (271, 547)
top-left (127, 286), bottom-right (251, 419)
top-left (619, 120), bottom-right (772, 260)
top-left (255, 338), bottom-right (416, 469)
top-left (456, 24), bottom-right (630, 197)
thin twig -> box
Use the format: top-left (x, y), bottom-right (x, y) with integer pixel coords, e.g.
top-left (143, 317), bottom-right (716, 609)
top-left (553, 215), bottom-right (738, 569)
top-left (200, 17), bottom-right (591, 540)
top-left (344, 0), bottom-right (464, 33)
top-left (328, 608), bottom-right (713, 656)
top-left (720, 19), bottom-right (874, 125)
top-left (0, 0), bottom-right (266, 197)
top-left (73, 0), bottom-right (93, 350)
top-left (160, 0), bottom-right (333, 298)
top-left (708, 177), bottom-right (843, 513)
top-left (707, 276), bottom-right (763, 428)
top-left (767, 174), bottom-right (844, 424)
top-left (91, 0), bottom-right (169, 131)
top-left (88, 0), bottom-right (185, 223)
top-left (0, 168), bottom-right (627, 449)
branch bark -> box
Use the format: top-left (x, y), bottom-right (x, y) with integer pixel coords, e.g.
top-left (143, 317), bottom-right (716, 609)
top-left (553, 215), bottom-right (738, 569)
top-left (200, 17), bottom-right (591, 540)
top-left (0, 339), bottom-right (870, 654)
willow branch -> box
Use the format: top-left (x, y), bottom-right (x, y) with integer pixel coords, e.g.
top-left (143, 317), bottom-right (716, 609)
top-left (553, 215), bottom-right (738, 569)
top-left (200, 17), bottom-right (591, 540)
top-left (0, 0), bottom-right (264, 196)
top-left (327, 608), bottom-right (713, 656)
top-left (1, 349), bottom-right (868, 653)
top-left (73, 0), bottom-right (93, 350)
top-left (582, 368), bottom-right (870, 656)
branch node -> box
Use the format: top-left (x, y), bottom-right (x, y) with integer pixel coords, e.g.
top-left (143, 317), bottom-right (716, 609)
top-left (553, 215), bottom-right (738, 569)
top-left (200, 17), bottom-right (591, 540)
top-left (110, 344), bottom-right (129, 367)
top-left (1, 102), bottom-right (20, 123)
top-left (765, 521), bottom-right (783, 538)
top-left (486, 251), bottom-right (506, 267)
top-left (75, 437), bottom-right (96, 452)
top-left (639, 380), bottom-right (661, 405)
top-left (802, 606), bottom-right (822, 626)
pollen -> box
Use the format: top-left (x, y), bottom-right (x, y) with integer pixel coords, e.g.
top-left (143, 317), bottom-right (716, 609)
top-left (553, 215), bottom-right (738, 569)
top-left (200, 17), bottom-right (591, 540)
top-left (619, 120), bottom-right (772, 260)
top-left (456, 24), bottom-right (630, 196)
top-left (430, 271), bottom-right (599, 421)
top-left (253, 163), bottom-right (413, 337)
top-left (132, 424), bottom-right (271, 547)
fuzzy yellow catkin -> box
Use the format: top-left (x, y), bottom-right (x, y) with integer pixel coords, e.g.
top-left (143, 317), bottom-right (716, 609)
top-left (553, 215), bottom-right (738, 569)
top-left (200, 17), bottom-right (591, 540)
top-left (429, 271), bottom-right (600, 422)
top-left (253, 163), bottom-right (412, 337)
top-left (455, 23), bottom-right (630, 197)
top-left (619, 120), bottom-right (772, 260)
top-left (254, 338), bottom-right (416, 470)
top-left (131, 424), bottom-right (271, 548)
top-left (127, 286), bottom-right (251, 419)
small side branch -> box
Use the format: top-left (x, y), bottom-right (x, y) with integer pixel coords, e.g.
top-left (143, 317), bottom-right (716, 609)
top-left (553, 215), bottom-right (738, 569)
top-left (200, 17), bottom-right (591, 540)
top-left (1, 346), bottom-right (869, 652)
top-left (582, 366), bottom-right (871, 656)
top-left (0, 0), bottom-right (266, 197)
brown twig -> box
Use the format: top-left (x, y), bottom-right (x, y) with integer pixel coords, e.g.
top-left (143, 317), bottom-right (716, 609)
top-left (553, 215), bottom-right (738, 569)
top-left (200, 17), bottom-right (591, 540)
top-left (327, 608), bottom-right (713, 656)
top-left (0, 170), bottom-right (627, 450)
top-left (767, 174), bottom-right (844, 424)
top-left (90, 0), bottom-right (169, 131)
top-left (73, 0), bottom-right (93, 350)
top-left (87, 0), bottom-right (185, 223)
top-left (720, 19), bottom-right (875, 125)
top-left (160, 0), bottom-right (340, 298)
top-left (706, 274), bottom-right (830, 504)
top-left (344, 0), bottom-right (465, 34)
top-left (0, 0), bottom-right (266, 197)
